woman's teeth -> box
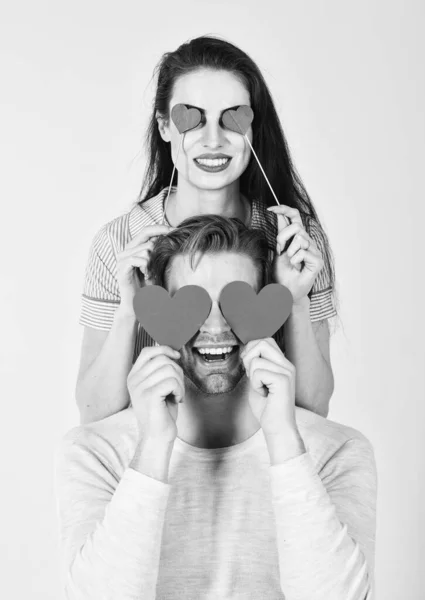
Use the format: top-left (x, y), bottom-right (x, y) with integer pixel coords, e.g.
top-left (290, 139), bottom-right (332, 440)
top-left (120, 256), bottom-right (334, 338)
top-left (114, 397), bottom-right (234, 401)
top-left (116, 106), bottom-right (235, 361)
top-left (195, 158), bottom-right (229, 167)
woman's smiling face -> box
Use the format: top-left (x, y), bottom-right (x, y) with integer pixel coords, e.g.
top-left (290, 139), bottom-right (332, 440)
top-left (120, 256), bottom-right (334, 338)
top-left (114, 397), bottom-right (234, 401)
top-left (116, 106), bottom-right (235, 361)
top-left (158, 68), bottom-right (253, 192)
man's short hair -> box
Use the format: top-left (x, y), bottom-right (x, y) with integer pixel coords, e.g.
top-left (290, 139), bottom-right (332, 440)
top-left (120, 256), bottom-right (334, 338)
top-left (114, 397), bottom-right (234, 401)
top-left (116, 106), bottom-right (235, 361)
top-left (147, 214), bottom-right (272, 289)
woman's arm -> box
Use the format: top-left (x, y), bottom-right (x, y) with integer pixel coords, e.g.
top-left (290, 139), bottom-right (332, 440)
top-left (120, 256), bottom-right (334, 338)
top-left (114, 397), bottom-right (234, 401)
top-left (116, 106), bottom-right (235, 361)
top-left (76, 306), bottom-right (138, 424)
top-left (284, 298), bottom-right (334, 418)
top-left (77, 223), bottom-right (171, 424)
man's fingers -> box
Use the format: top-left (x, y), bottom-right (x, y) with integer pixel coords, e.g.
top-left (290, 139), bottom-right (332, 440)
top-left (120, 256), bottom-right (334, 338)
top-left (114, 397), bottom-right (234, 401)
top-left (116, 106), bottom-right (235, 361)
top-left (133, 354), bottom-right (183, 385)
top-left (247, 357), bottom-right (286, 381)
top-left (242, 338), bottom-right (292, 372)
top-left (131, 345), bottom-right (181, 374)
top-left (141, 364), bottom-right (184, 393)
top-left (144, 373), bottom-right (185, 404)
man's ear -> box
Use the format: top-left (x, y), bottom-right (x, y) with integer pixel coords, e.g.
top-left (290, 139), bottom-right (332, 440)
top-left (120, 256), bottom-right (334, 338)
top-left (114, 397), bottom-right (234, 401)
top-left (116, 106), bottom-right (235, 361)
top-left (156, 111), bottom-right (171, 142)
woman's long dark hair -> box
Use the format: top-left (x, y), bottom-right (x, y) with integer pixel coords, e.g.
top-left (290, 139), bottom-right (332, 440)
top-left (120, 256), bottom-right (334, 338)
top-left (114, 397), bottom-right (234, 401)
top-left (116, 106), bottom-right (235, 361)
top-left (139, 36), bottom-right (335, 294)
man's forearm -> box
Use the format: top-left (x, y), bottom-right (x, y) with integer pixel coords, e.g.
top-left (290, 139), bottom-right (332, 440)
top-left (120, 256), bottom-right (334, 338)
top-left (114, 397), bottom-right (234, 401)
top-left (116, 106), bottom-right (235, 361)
top-left (284, 297), bottom-right (334, 417)
top-left (269, 442), bottom-right (376, 600)
top-left (76, 305), bottom-right (138, 424)
top-left (60, 440), bottom-right (171, 600)
top-left (130, 437), bottom-right (175, 484)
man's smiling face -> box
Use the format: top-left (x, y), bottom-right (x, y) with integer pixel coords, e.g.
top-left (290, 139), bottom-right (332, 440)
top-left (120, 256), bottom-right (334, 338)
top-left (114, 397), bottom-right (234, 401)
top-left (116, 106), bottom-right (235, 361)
top-left (166, 251), bottom-right (260, 395)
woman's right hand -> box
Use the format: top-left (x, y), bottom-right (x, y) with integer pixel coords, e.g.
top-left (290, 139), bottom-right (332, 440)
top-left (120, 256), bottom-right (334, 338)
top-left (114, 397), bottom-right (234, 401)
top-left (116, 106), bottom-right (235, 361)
top-left (116, 225), bottom-right (172, 309)
top-left (127, 346), bottom-right (184, 444)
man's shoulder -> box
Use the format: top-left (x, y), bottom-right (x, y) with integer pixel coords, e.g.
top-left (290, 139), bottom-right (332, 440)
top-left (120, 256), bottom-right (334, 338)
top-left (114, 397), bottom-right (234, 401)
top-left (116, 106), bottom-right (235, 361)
top-left (58, 409), bottom-right (140, 476)
top-left (295, 407), bottom-right (375, 470)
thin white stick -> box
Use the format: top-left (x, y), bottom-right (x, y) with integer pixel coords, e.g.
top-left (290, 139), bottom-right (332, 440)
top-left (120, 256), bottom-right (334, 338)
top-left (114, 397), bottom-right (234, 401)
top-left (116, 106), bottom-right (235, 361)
top-left (225, 110), bottom-right (280, 206)
top-left (163, 134), bottom-right (184, 223)
top-left (243, 135), bottom-right (280, 206)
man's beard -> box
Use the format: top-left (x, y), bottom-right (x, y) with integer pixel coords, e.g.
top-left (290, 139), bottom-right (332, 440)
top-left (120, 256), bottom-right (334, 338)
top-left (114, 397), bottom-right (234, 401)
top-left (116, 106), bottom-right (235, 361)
top-left (181, 360), bottom-right (246, 395)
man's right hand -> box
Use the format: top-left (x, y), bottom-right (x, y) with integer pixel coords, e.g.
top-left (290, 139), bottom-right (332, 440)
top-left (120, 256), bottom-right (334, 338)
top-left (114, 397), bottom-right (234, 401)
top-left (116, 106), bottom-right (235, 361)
top-left (127, 345), bottom-right (184, 444)
top-left (117, 225), bottom-right (172, 309)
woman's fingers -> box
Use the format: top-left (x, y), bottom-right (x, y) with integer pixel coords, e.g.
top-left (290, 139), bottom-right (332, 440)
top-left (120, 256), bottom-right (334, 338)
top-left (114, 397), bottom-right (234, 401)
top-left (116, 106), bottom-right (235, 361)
top-left (289, 248), bottom-right (324, 272)
top-left (120, 240), bottom-right (155, 259)
top-left (267, 205), bottom-right (303, 226)
top-left (276, 222), bottom-right (304, 249)
top-left (125, 225), bottom-right (173, 249)
top-left (286, 231), bottom-right (312, 258)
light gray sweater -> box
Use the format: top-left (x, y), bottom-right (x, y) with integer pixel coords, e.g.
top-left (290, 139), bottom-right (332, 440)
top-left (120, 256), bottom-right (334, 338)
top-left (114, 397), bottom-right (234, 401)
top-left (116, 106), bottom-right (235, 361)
top-left (55, 407), bottom-right (377, 599)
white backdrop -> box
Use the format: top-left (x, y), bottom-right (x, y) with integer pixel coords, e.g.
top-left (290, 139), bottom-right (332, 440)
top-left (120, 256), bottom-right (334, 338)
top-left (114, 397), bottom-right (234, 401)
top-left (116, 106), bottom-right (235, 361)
top-left (1, 1), bottom-right (424, 598)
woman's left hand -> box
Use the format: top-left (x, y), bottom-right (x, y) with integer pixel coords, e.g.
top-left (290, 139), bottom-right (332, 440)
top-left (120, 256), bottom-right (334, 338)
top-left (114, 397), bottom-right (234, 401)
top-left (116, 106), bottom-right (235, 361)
top-left (267, 205), bottom-right (324, 304)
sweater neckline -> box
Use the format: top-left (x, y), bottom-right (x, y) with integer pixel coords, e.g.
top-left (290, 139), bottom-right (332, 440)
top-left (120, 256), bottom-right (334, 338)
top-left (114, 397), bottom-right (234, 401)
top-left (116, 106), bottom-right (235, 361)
top-left (172, 426), bottom-right (265, 460)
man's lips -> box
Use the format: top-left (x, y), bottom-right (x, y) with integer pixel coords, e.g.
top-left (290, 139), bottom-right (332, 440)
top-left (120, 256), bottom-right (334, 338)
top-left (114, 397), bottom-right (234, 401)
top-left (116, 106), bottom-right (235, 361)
top-left (192, 343), bottom-right (239, 364)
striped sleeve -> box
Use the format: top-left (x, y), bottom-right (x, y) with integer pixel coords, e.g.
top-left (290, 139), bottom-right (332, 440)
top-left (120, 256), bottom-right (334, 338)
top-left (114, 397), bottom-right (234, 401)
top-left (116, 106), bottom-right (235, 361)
top-left (79, 225), bottom-right (121, 331)
top-left (308, 219), bottom-right (337, 322)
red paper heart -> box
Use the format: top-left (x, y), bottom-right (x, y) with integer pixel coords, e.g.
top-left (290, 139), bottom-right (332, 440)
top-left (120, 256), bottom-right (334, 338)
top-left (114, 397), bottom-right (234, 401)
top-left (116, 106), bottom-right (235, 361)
top-left (222, 105), bottom-right (254, 135)
top-left (133, 285), bottom-right (212, 350)
top-left (171, 104), bottom-right (202, 134)
top-left (219, 281), bottom-right (293, 344)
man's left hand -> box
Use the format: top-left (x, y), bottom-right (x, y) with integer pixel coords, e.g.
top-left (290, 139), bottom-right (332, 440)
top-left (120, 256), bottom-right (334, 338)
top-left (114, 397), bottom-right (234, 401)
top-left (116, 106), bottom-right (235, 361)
top-left (241, 337), bottom-right (298, 435)
top-left (241, 337), bottom-right (306, 462)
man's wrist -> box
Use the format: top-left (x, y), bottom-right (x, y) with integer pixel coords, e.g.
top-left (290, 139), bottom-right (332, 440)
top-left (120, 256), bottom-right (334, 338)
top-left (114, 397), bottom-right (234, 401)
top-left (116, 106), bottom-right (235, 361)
top-left (265, 427), bottom-right (306, 466)
top-left (130, 436), bottom-right (175, 484)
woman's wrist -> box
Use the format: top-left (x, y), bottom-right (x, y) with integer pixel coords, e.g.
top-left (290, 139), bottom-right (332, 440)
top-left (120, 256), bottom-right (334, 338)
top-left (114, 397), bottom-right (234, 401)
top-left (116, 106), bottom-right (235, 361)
top-left (115, 299), bottom-right (137, 323)
top-left (291, 294), bottom-right (310, 315)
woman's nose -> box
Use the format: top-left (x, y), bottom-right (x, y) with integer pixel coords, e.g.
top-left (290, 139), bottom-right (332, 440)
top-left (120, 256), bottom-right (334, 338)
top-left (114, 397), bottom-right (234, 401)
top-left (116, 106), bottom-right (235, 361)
top-left (200, 302), bottom-right (231, 334)
top-left (201, 120), bottom-right (224, 148)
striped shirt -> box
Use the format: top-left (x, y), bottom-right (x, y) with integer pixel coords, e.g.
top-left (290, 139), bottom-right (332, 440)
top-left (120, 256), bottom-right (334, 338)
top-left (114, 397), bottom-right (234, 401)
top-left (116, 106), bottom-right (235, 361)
top-left (80, 188), bottom-right (336, 358)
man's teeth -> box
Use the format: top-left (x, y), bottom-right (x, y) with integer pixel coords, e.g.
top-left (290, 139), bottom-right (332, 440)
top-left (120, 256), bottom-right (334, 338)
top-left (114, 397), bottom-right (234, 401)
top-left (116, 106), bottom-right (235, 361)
top-left (198, 347), bottom-right (233, 355)
top-left (195, 158), bottom-right (229, 167)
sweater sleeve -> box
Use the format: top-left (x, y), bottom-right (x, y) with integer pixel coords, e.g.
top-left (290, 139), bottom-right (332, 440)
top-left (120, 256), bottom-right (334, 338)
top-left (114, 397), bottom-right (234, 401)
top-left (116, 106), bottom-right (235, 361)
top-left (269, 437), bottom-right (377, 600)
top-left (55, 437), bottom-right (170, 600)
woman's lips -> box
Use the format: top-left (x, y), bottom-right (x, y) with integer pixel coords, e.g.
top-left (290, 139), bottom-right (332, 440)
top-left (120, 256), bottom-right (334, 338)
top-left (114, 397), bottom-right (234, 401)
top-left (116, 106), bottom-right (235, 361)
top-left (193, 157), bottom-right (231, 173)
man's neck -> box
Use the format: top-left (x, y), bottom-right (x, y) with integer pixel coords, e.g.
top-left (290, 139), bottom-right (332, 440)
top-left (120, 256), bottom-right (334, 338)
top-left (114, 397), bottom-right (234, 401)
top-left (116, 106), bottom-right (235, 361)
top-left (166, 179), bottom-right (249, 227)
top-left (175, 376), bottom-right (260, 449)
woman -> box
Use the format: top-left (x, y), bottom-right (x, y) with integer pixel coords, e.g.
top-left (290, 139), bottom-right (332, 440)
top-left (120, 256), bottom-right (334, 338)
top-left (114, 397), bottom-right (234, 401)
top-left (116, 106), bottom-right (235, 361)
top-left (76, 36), bottom-right (337, 424)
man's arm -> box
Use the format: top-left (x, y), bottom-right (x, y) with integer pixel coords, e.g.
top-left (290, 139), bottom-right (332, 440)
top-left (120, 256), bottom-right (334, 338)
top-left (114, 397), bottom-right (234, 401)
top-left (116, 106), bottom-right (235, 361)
top-left (269, 436), bottom-right (377, 600)
top-left (55, 434), bottom-right (172, 600)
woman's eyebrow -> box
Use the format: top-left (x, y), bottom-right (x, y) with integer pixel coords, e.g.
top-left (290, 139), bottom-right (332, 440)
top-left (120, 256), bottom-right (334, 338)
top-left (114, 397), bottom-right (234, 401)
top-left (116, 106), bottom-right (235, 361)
top-left (181, 104), bottom-right (245, 115)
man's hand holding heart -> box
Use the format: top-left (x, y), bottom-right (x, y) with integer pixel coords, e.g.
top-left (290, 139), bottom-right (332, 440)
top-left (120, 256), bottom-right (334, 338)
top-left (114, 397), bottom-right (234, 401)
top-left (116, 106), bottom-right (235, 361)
top-left (241, 337), bottom-right (306, 463)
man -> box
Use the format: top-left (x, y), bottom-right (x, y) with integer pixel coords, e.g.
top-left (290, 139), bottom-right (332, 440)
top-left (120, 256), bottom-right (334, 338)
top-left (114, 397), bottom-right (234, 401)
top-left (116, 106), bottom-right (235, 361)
top-left (56, 215), bottom-right (377, 600)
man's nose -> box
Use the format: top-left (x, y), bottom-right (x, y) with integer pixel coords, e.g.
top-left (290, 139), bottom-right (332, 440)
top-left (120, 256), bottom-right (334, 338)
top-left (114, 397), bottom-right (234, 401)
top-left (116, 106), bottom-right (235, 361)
top-left (200, 301), bottom-right (231, 334)
top-left (201, 120), bottom-right (224, 148)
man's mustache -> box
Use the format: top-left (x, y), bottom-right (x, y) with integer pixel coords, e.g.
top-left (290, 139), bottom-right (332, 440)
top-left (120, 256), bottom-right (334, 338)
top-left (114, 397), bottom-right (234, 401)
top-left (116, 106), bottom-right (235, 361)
top-left (192, 333), bottom-right (239, 346)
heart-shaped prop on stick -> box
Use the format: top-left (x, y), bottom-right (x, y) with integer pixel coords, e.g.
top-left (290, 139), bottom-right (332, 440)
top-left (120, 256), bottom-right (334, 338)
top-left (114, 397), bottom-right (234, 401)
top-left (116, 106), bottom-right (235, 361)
top-left (221, 104), bottom-right (280, 206)
top-left (219, 281), bottom-right (293, 344)
top-left (171, 104), bottom-right (202, 134)
top-left (222, 105), bottom-right (254, 135)
top-left (133, 285), bottom-right (212, 350)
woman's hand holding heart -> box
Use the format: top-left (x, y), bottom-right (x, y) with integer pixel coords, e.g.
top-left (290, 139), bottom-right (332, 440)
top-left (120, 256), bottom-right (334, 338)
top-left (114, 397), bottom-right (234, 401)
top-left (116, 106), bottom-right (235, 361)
top-left (268, 205), bottom-right (324, 305)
